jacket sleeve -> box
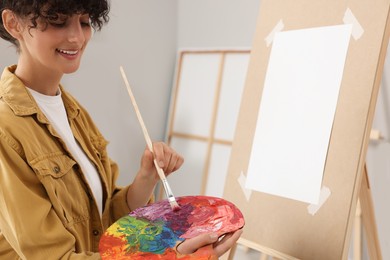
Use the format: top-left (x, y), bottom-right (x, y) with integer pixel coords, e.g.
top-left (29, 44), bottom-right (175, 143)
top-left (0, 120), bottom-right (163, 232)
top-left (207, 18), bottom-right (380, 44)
top-left (0, 131), bottom-right (101, 260)
top-left (105, 158), bottom-right (132, 222)
top-left (105, 157), bottom-right (154, 224)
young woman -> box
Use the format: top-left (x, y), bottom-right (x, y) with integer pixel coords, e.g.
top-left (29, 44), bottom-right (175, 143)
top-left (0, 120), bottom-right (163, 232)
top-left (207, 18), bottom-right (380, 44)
top-left (0, 1), bottom-right (242, 259)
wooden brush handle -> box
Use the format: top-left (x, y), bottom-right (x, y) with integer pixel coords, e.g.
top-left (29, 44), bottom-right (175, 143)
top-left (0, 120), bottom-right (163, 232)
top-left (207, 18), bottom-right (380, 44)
top-left (119, 66), bottom-right (167, 182)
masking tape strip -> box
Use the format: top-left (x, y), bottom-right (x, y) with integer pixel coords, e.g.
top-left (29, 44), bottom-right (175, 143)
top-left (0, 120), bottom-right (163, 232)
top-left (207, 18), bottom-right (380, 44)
top-left (370, 129), bottom-right (383, 141)
top-left (307, 186), bottom-right (331, 216)
top-left (343, 8), bottom-right (364, 40)
top-left (370, 129), bottom-right (390, 143)
top-left (238, 171), bottom-right (252, 201)
top-left (265, 19), bottom-right (284, 47)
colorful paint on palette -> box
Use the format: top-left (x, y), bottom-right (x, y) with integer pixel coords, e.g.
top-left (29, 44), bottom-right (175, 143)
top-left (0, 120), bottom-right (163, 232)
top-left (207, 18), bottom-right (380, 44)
top-left (99, 196), bottom-right (244, 259)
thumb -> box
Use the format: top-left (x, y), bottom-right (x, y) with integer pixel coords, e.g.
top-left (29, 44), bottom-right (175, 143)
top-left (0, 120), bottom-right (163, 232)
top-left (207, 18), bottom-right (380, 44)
top-left (176, 233), bottom-right (218, 255)
top-left (140, 148), bottom-right (154, 169)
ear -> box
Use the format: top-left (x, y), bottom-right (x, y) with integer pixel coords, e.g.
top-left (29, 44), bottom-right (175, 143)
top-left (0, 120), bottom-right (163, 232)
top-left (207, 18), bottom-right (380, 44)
top-left (2, 9), bottom-right (24, 40)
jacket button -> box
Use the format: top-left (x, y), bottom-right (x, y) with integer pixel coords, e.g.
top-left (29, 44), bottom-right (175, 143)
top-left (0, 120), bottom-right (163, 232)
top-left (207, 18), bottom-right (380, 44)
top-left (93, 230), bottom-right (100, 236)
top-left (53, 166), bottom-right (60, 173)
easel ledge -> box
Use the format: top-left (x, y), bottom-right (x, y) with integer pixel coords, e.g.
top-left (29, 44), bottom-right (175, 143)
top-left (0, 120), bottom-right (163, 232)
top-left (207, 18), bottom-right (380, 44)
top-left (231, 238), bottom-right (299, 260)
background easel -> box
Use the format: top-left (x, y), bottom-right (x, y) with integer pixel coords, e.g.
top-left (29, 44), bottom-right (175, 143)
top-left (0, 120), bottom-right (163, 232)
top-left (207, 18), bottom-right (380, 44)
top-left (159, 49), bottom-right (251, 200)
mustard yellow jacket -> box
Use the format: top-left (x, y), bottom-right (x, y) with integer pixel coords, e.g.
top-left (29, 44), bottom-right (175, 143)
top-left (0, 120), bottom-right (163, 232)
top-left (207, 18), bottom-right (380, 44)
top-left (0, 65), bottom-right (131, 259)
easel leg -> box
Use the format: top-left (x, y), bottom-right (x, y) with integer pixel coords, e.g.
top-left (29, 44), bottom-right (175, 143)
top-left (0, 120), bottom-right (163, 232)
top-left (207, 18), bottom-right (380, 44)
top-left (359, 165), bottom-right (382, 260)
top-left (221, 243), bottom-right (237, 260)
top-left (260, 253), bottom-right (268, 260)
top-left (353, 200), bottom-right (362, 260)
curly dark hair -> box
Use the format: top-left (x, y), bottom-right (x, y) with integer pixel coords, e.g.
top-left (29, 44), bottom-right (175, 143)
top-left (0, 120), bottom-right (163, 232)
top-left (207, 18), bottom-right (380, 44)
top-left (0, 0), bottom-right (110, 47)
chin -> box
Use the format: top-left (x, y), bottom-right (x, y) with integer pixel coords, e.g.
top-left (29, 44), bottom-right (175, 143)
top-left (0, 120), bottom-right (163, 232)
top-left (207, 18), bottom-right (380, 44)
top-left (63, 65), bottom-right (81, 74)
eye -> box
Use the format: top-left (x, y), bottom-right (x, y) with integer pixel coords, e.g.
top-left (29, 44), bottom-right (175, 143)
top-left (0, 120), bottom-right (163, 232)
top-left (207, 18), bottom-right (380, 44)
top-left (80, 14), bottom-right (91, 27)
top-left (81, 20), bottom-right (91, 27)
top-left (50, 21), bottom-right (66, 28)
top-left (48, 16), bottom-right (67, 28)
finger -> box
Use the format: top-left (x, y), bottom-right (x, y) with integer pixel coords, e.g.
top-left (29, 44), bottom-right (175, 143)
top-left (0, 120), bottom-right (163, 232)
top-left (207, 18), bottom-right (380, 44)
top-left (173, 153), bottom-right (184, 171)
top-left (213, 229), bottom-right (243, 257)
top-left (176, 233), bottom-right (219, 255)
top-left (140, 148), bottom-right (154, 170)
top-left (164, 153), bottom-right (175, 174)
top-left (165, 152), bottom-right (184, 174)
top-left (152, 142), bottom-right (165, 168)
top-left (162, 145), bottom-right (174, 172)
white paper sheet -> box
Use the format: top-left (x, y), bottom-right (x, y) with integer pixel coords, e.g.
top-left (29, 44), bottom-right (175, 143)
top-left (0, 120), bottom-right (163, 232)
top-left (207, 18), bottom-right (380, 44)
top-left (245, 24), bottom-right (352, 204)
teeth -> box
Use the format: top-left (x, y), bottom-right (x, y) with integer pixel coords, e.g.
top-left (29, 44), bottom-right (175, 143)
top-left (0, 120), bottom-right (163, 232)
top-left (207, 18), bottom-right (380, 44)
top-left (57, 49), bottom-right (78, 55)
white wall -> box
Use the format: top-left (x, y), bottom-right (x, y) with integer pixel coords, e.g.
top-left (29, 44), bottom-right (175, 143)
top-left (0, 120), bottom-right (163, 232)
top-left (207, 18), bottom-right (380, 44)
top-left (0, 42), bottom-right (17, 64)
top-left (177, 0), bottom-right (261, 48)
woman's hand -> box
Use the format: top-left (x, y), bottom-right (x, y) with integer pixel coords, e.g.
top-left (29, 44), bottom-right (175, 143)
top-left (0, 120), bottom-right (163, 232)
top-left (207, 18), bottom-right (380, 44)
top-left (127, 142), bottom-right (184, 211)
top-left (177, 229), bottom-right (243, 258)
top-left (139, 141), bottom-right (184, 181)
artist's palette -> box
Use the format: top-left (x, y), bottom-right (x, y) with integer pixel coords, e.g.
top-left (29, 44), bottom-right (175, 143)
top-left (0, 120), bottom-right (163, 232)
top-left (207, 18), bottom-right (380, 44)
top-left (99, 196), bottom-right (244, 259)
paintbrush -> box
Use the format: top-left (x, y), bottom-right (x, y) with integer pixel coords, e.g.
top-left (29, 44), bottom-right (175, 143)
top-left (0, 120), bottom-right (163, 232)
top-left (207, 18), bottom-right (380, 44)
top-left (119, 66), bottom-right (180, 211)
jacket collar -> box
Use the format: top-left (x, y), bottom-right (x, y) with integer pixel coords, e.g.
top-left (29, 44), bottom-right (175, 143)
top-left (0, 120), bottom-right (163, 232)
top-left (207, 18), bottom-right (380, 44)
top-left (0, 65), bottom-right (80, 120)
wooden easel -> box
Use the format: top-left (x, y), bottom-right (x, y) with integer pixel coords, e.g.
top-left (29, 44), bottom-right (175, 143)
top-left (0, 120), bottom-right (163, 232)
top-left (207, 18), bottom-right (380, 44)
top-left (223, 163), bottom-right (382, 260)
top-left (221, 0), bottom-right (390, 259)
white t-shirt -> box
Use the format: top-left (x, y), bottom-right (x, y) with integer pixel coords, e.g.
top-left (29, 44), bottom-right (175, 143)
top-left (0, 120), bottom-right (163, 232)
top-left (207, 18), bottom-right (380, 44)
top-left (27, 87), bottom-right (103, 216)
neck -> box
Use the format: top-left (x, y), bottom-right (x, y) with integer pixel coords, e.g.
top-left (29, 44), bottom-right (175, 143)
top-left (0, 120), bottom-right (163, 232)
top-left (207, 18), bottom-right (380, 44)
top-left (15, 57), bottom-right (63, 96)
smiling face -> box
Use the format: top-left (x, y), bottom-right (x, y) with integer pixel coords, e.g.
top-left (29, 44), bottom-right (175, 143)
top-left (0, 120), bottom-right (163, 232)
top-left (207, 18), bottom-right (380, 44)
top-left (1, 0), bottom-right (108, 94)
top-left (17, 14), bottom-right (92, 76)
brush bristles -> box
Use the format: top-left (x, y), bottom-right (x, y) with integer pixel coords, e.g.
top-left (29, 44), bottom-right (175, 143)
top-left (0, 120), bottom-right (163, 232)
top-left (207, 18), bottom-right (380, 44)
top-left (169, 200), bottom-right (181, 211)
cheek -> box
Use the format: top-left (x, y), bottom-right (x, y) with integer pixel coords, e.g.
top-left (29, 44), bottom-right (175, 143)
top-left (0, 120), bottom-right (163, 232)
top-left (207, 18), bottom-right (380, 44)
top-left (22, 35), bottom-right (47, 55)
top-left (31, 31), bottom-right (60, 49)
top-left (84, 28), bottom-right (93, 44)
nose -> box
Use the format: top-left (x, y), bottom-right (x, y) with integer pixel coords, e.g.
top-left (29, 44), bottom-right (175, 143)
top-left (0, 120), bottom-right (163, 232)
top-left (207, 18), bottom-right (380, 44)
top-left (67, 20), bottom-right (88, 44)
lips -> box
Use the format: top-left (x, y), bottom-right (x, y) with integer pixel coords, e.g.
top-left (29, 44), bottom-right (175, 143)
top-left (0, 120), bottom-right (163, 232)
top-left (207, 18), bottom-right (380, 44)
top-left (56, 49), bottom-right (79, 55)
